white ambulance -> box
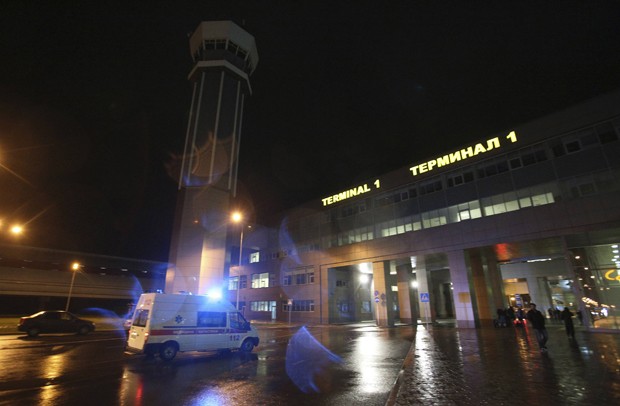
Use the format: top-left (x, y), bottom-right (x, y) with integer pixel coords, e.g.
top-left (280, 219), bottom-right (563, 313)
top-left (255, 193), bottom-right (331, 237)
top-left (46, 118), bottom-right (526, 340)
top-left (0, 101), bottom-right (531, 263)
top-left (126, 293), bottom-right (259, 361)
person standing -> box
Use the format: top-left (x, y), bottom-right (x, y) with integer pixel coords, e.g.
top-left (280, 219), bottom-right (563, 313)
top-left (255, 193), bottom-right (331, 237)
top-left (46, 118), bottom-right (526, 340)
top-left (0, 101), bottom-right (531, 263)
top-left (527, 303), bottom-right (549, 352)
top-left (561, 307), bottom-right (576, 340)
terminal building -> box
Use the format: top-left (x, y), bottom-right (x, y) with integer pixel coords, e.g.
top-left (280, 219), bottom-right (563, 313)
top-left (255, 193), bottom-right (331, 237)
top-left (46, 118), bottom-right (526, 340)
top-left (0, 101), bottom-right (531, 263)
top-left (226, 89), bottom-right (620, 330)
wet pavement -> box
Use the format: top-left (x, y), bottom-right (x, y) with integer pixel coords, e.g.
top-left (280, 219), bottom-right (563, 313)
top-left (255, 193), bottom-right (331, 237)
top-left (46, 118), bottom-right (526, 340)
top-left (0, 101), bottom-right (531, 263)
top-left (388, 322), bottom-right (620, 405)
top-left (3, 316), bottom-right (620, 405)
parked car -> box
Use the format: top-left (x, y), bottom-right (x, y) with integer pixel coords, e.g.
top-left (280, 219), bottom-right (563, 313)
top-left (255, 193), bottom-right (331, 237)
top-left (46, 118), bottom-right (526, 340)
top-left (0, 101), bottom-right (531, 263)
top-left (17, 310), bottom-right (96, 337)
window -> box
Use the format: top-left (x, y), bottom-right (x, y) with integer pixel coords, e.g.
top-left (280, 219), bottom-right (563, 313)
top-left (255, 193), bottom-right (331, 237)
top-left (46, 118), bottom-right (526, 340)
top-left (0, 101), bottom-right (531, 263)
top-left (229, 312), bottom-right (249, 330)
top-left (565, 140), bottom-right (581, 153)
top-left (197, 311), bottom-right (226, 327)
top-left (251, 272), bottom-right (270, 288)
top-left (419, 179), bottom-right (442, 195)
top-left (250, 252), bottom-right (260, 263)
top-left (283, 300), bottom-right (315, 312)
top-left (597, 122), bottom-right (618, 144)
top-left (228, 276), bottom-right (239, 290)
top-left (240, 275), bottom-right (247, 289)
top-left (282, 275), bottom-right (292, 286)
top-left (251, 301), bottom-right (272, 311)
top-left (296, 273), bottom-right (307, 285)
top-left (133, 309), bottom-right (149, 327)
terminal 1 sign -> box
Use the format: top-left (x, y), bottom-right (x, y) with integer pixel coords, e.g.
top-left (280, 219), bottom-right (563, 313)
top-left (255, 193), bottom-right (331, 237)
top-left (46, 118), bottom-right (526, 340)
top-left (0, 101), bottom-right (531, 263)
top-left (409, 131), bottom-right (518, 176)
top-left (321, 131), bottom-right (518, 207)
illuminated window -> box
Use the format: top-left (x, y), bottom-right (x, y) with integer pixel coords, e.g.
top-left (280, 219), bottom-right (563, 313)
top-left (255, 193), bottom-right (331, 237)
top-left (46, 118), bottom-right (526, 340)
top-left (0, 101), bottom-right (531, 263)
top-left (250, 301), bottom-right (275, 311)
top-left (283, 300), bottom-right (315, 312)
top-left (228, 276), bottom-right (239, 290)
top-left (250, 252), bottom-right (260, 263)
top-left (251, 272), bottom-right (270, 288)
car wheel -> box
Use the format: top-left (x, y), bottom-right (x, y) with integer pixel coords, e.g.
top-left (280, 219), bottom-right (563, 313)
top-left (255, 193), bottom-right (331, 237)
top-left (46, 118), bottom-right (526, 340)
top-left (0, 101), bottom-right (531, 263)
top-left (27, 327), bottom-right (40, 337)
top-left (159, 342), bottom-right (178, 361)
top-left (240, 339), bottom-right (254, 353)
top-left (77, 325), bottom-right (90, 335)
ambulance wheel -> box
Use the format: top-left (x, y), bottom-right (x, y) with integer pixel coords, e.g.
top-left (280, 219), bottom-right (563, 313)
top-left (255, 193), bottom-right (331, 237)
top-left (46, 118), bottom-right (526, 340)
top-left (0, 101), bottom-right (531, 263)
top-left (159, 342), bottom-right (178, 361)
top-left (240, 339), bottom-right (254, 353)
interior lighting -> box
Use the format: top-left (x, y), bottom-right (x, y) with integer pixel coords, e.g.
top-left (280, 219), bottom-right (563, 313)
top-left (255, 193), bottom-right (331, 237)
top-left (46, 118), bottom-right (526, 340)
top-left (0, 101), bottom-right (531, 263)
top-left (359, 274), bottom-right (369, 284)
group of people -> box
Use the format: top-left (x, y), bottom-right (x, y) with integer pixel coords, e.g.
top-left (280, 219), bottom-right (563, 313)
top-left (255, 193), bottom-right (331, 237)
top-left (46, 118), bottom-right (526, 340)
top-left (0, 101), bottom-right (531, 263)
top-left (496, 303), bottom-right (577, 353)
top-left (495, 306), bottom-right (525, 327)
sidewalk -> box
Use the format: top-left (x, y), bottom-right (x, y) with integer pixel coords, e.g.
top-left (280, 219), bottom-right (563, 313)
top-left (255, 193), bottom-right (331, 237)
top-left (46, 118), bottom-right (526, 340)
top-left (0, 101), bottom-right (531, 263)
top-left (388, 323), bottom-right (620, 405)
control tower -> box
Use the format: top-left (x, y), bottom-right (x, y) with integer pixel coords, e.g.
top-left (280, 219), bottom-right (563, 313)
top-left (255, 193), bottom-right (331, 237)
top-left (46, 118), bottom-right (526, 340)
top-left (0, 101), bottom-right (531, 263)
top-left (166, 21), bottom-right (258, 295)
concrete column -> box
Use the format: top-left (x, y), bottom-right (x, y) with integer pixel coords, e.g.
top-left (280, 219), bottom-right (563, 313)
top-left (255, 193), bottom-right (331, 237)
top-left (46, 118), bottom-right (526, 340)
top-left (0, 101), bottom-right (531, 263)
top-left (372, 260), bottom-right (394, 327)
top-left (448, 250), bottom-right (476, 328)
top-left (468, 248), bottom-right (494, 327)
top-left (396, 264), bottom-right (414, 324)
top-left (562, 238), bottom-right (590, 327)
top-left (483, 247), bottom-right (506, 310)
top-left (414, 255), bottom-right (433, 324)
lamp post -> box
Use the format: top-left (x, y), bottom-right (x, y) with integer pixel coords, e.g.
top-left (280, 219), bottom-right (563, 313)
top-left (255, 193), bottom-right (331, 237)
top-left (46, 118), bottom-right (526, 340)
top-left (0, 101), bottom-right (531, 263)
top-left (231, 212), bottom-right (244, 311)
top-left (65, 262), bottom-right (80, 312)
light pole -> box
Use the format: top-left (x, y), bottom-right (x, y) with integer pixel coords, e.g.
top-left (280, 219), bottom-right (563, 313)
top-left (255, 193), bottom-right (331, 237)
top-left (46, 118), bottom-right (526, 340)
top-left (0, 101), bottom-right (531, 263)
top-left (231, 212), bottom-right (244, 311)
top-left (65, 262), bottom-right (80, 312)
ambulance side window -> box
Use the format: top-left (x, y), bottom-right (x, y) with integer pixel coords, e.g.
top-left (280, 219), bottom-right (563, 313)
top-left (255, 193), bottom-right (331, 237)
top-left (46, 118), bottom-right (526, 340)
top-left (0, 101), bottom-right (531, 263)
top-left (197, 312), bottom-right (226, 327)
top-left (229, 312), bottom-right (249, 330)
top-left (134, 309), bottom-right (149, 327)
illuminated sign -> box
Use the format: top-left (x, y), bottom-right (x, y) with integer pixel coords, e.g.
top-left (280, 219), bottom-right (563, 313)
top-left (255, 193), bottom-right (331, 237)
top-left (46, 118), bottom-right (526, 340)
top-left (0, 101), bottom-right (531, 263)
top-left (605, 269), bottom-right (620, 281)
top-left (322, 180), bottom-right (381, 206)
top-left (409, 131), bottom-right (518, 176)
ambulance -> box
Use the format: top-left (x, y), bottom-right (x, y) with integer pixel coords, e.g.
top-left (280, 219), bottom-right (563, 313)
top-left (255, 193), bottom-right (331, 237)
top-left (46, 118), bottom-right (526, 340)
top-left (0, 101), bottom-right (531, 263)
top-left (126, 293), bottom-right (259, 361)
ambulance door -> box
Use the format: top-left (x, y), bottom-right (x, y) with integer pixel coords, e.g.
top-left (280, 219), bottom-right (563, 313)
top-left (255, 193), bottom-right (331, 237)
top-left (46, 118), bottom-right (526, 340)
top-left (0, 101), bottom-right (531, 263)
top-left (196, 311), bottom-right (229, 351)
top-left (228, 312), bottom-right (251, 349)
top-left (127, 308), bottom-right (150, 351)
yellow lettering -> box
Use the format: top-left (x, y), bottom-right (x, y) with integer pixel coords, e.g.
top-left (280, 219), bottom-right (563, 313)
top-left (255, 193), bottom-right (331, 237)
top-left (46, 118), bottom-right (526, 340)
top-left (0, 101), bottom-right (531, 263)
top-left (473, 143), bottom-right (486, 155)
top-left (406, 132), bottom-right (518, 178)
top-left (487, 137), bottom-right (500, 150)
top-left (374, 179), bottom-right (380, 188)
top-left (461, 147), bottom-right (474, 159)
top-left (436, 155), bottom-right (450, 167)
top-left (321, 182), bottom-right (376, 206)
top-left (449, 151), bottom-right (461, 163)
top-left (604, 269), bottom-right (620, 281)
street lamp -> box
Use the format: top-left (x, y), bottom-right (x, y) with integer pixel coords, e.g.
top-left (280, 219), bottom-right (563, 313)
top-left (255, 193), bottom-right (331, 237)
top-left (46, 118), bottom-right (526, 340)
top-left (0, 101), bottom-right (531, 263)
top-left (231, 212), bottom-right (244, 311)
top-left (65, 262), bottom-right (80, 312)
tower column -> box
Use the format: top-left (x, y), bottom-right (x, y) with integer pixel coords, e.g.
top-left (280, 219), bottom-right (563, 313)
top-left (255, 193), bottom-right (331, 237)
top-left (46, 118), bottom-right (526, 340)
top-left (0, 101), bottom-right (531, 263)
top-left (167, 21), bottom-right (258, 295)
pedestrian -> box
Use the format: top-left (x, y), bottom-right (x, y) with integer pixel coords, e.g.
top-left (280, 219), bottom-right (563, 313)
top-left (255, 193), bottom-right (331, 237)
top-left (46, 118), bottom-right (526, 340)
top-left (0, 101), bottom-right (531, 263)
top-left (506, 306), bottom-right (515, 326)
top-left (526, 303), bottom-right (549, 352)
top-left (496, 308), bottom-right (507, 327)
top-left (561, 307), bottom-right (575, 340)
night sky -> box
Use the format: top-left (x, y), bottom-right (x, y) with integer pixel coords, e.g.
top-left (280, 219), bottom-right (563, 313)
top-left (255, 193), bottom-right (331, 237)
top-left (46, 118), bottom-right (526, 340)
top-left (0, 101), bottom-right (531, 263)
top-left (1, 2), bottom-right (620, 262)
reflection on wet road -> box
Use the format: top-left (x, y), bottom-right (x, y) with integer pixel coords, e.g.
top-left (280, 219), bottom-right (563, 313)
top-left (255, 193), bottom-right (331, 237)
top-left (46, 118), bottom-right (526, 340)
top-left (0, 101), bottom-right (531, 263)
top-left (0, 323), bottom-right (415, 405)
